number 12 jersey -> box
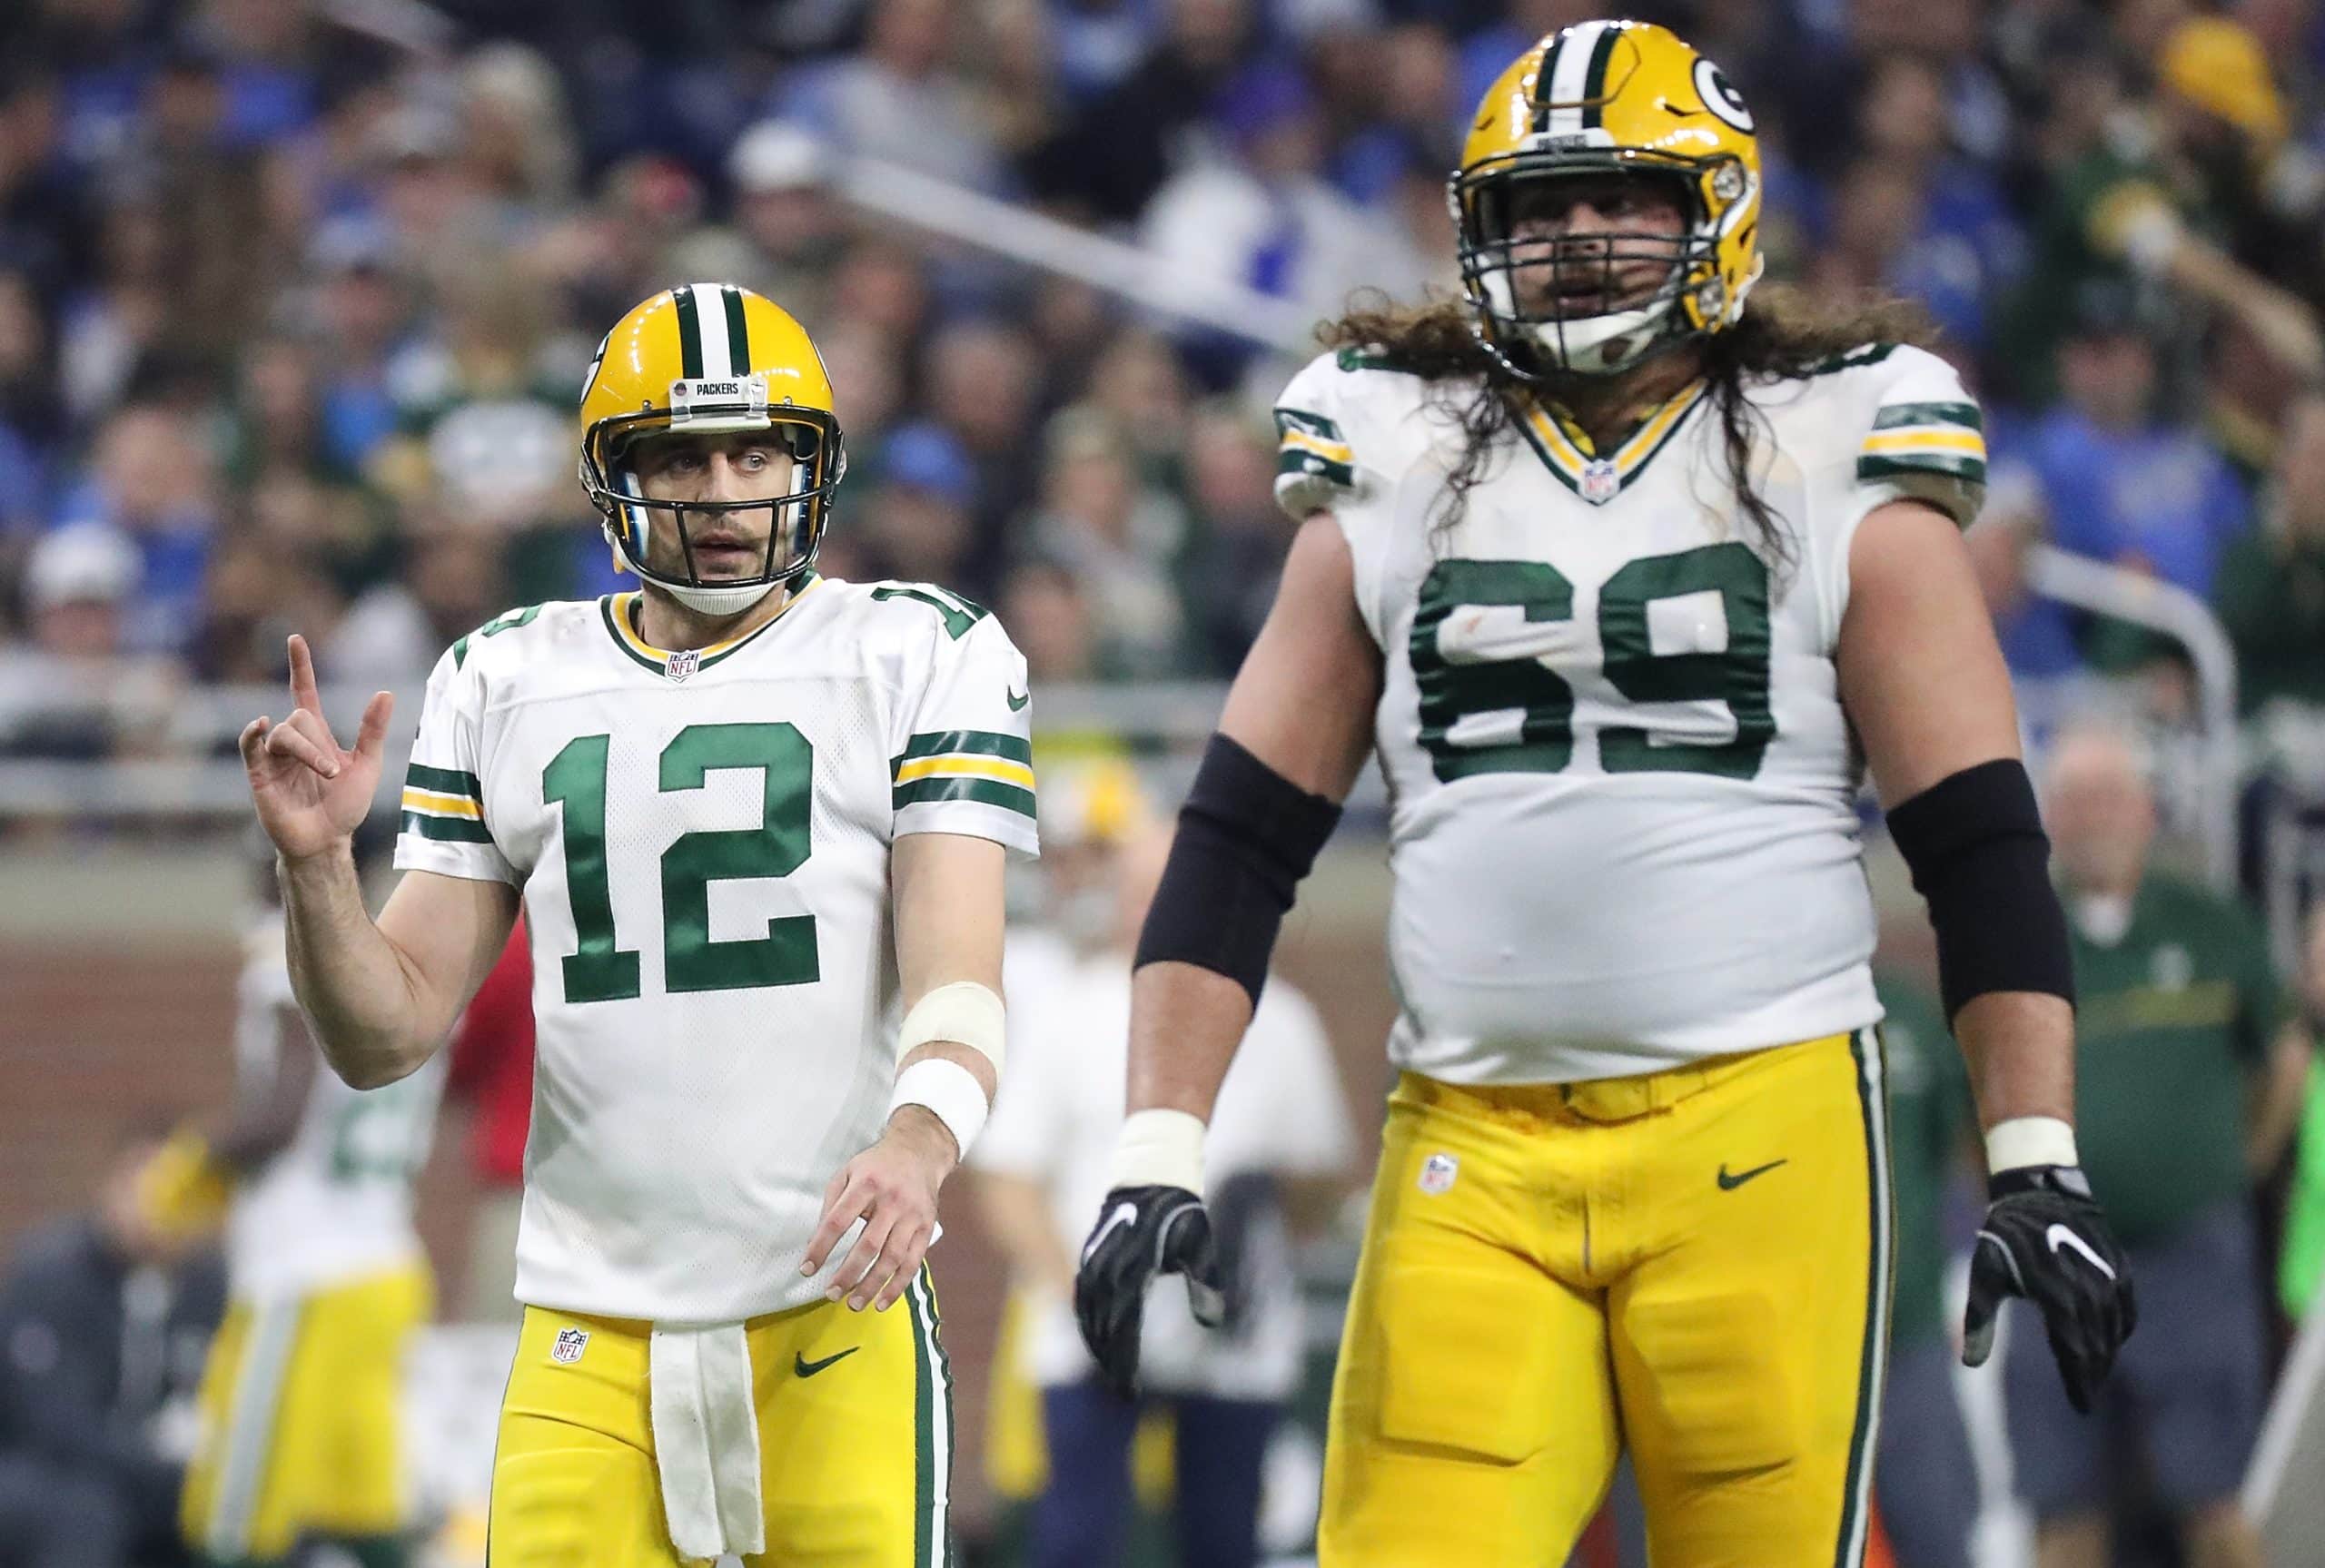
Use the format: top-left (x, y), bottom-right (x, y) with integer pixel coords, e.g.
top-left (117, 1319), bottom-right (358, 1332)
top-left (1272, 343), bottom-right (1984, 1085)
top-left (394, 577), bottom-right (1038, 1322)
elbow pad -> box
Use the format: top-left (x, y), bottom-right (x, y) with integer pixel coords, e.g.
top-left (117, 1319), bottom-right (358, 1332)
top-left (1133, 735), bottom-right (1343, 1007)
top-left (1885, 758), bottom-right (2075, 1022)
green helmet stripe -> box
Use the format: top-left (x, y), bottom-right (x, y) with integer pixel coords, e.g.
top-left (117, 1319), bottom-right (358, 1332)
top-left (722, 285), bottom-right (751, 374)
top-left (1580, 25), bottom-right (1622, 128)
top-left (672, 284), bottom-right (705, 380)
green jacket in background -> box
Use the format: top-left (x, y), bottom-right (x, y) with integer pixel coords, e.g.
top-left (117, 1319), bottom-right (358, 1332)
top-left (1877, 978), bottom-right (1974, 1351)
top-left (2213, 530), bottom-right (2325, 714)
top-left (2070, 874), bottom-right (2285, 1247)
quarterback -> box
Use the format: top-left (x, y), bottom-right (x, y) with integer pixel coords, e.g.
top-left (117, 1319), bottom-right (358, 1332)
top-left (1076, 22), bottom-right (2136, 1565)
top-left (239, 285), bottom-right (1034, 1566)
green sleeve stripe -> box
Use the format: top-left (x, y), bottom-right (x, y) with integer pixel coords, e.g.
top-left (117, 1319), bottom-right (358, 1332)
top-left (1859, 452), bottom-right (1988, 484)
top-left (405, 764), bottom-right (483, 799)
top-left (1277, 448), bottom-right (1355, 488)
top-left (893, 777), bottom-right (1037, 818)
top-left (401, 810), bottom-right (494, 844)
top-left (1273, 407), bottom-right (1345, 442)
top-left (895, 730), bottom-right (1033, 767)
top-left (1873, 400), bottom-right (1983, 433)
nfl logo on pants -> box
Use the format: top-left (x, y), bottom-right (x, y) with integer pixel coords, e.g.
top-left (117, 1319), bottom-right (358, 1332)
top-left (551, 1326), bottom-right (589, 1365)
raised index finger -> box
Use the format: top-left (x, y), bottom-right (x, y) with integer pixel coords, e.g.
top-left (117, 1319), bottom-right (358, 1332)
top-left (287, 635), bottom-right (323, 718)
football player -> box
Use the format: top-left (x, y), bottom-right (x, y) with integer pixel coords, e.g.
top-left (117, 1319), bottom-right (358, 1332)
top-left (1074, 22), bottom-right (2135, 1564)
top-left (238, 284), bottom-right (1035, 1566)
top-left (146, 868), bottom-right (441, 1568)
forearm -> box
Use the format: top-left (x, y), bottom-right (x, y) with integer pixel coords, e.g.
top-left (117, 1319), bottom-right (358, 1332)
top-left (1125, 961), bottom-right (1252, 1123)
top-left (975, 1173), bottom-right (1077, 1297)
top-left (1953, 991), bottom-right (2077, 1138)
top-left (278, 848), bottom-right (437, 1089)
top-left (2248, 1024), bottom-right (2314, 1174)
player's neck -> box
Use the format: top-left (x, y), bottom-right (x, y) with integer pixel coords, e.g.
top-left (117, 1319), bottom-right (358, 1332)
top-left (634, 581), bottom-right (794, 652)
top-left (1542, 348), bottom-right (1707, 453)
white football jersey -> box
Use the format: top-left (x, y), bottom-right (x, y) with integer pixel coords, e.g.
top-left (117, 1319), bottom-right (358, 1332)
top-left (973, 946), bottom-right (1350, 1401)
top-left (1273, 341), bottom-right (1985, 1083)
top-left (226, 916), bottom-right (442, 1300)
top-left (393, 577), bottom-right (1038, 1323)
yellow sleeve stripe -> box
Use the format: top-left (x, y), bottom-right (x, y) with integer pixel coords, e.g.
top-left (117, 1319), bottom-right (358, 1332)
top-left (1278, 428), bottom-right (1354, 464)
top-left (401, 787), bottom-right (485, 819)
top-left (893, 754), bottom-right (1038, 791)
top-left (1860, 428), bottom-right (1987, 459)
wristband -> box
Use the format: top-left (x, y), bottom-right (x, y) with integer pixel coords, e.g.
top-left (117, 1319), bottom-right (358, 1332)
top-left (1106, 1108), bottom-right (1208, 1198)
top-left (1985, 1115), bottom-right (2079, 1175)
top-left (889, 1058), bottom-right (989, 1159)
top-left (899, 981), bottom-right (1005, 1072)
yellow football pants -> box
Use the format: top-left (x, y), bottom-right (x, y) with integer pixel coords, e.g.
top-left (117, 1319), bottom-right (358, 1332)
top-left (490, 1267), bottom-right (954, 1567)
top-left (181, 1261), bottom-right (433, 1563)
top-left (1319, 1030), bottom-right (1892, 1568)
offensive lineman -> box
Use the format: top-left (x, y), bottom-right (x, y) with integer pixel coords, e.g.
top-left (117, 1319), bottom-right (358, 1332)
top-left (239, 284), bottom-right (1034, 1566)
top-left (1074, 23), bottom-right (2137, 1565)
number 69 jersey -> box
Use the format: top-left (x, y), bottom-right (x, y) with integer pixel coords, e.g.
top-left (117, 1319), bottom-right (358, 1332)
top-left (392, 577), bottom-right (1038, 1323)
top-left (1273, 343), bottom-right (1985, 1085)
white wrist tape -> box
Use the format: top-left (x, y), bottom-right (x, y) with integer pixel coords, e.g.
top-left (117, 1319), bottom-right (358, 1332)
top-left (1985, 1115), bottom-right (2079, 1174)
top-left (900, 981), bottom-right (1005, 1073)
top-left (889, 1058), bottom-right (989, 1159)
top-left (1106, 1109), bottom-right (1208, 1198)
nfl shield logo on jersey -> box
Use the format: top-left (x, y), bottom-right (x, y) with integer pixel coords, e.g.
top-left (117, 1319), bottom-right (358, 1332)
top-left (1418, 1152), bottom-right (1459, 1196)
top-left (665, 648), bottom-right (701, 683)
top-left (1579, 459), bottom-right (1620, 506)
top-left (551, 1326), bottom-right (589, 1365)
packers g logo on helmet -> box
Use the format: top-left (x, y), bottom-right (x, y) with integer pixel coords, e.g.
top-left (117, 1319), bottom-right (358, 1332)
top-left (1450, 19), bottom-right (1765, 380)
top-left (578, 283), bottom-right (846, 616)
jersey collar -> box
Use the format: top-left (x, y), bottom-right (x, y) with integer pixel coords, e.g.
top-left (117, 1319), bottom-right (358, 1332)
top-left (1514, 380), bottom-right (1707, 507)
top-left (599, 576), bottom-right (824, 677)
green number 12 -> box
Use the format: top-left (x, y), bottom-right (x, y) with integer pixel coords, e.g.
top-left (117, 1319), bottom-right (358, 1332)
top-left (541, 722), bottom-right (821, 1004)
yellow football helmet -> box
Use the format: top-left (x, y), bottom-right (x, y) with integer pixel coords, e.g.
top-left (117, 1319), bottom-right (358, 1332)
top-left (1453, 19), bottom-right (1764, 379)
top-left (578, 282), bottom-right (846, 614)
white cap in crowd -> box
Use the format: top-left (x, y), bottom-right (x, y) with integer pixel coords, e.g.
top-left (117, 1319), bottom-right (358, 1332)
top-left (26, 525), bottom-right (140, 612)
top-left (728, 121), bottom-right (830, 194)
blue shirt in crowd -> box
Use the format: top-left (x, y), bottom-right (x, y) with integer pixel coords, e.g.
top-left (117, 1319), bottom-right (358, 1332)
top-left (2028, 409), bottom-right (2250, 597)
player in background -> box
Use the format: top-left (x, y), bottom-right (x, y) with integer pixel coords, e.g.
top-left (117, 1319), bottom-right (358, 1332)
top-left (236, 284), bottom-right (1035, 1566)
top-left (1074, 22), bottom-right (2136, 1565)
top-left (136, 858), bottom-right (442, 1568)
top-left (973, 761), bottom-right (1351, 1568)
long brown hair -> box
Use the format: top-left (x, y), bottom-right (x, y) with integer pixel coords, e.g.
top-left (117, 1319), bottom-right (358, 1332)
top-left (1318, 283), bottom-right (1943, 566)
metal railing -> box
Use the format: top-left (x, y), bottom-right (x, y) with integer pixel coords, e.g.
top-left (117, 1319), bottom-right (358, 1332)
top-left (0, 552), bottom-right (2251, 852)
top-left (0, 680), bottom-right (1241, 824)
top-left (834, 155), bottom-right (1318, 354)
top-left (2022, 543), bottom-right (2242, 892)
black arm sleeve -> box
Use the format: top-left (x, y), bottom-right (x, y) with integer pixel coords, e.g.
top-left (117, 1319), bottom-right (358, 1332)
top-left (1885, 757), bottom-right (2076, 1022)
top-left (1133, 735), bottom-right (1344, 1007)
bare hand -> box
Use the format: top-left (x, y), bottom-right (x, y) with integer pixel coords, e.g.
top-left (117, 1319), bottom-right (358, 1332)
top-left (799, 1109), bottom-right (956, 1312)
top-left (239, 635), bottom-right (395, 863)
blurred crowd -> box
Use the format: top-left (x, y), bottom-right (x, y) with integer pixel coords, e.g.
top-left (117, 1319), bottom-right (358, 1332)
top-left (5, 0), bottom-right (2325, 764)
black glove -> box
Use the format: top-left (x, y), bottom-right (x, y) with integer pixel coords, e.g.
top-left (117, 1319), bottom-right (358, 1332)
top-left (1074, 1184), bottom-right (1225, 1398)
top-left (1962, 1164), bottom-right (2137, 1414)
top-left (1204, 1170), bottom-right (1283, 1336)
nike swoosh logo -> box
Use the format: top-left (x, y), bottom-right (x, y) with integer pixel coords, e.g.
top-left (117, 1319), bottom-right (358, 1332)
top-left (795, 1347), bottom-right (859, 1377)
top-left (1083, 1200), bottom-right (1138, 1265)
top-left (2046, 1223), bottom-right (2118, 1280)
top-left (1717, 1159), bottom-right (1787, 1190)
top-left (1006, 686), bottom-right (1030, 711)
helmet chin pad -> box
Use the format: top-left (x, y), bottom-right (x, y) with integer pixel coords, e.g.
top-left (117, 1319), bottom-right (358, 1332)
top-left (658, 575), bottom-right (784, 616)
top-left (1480, 271), bottom-right (1679, 376)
